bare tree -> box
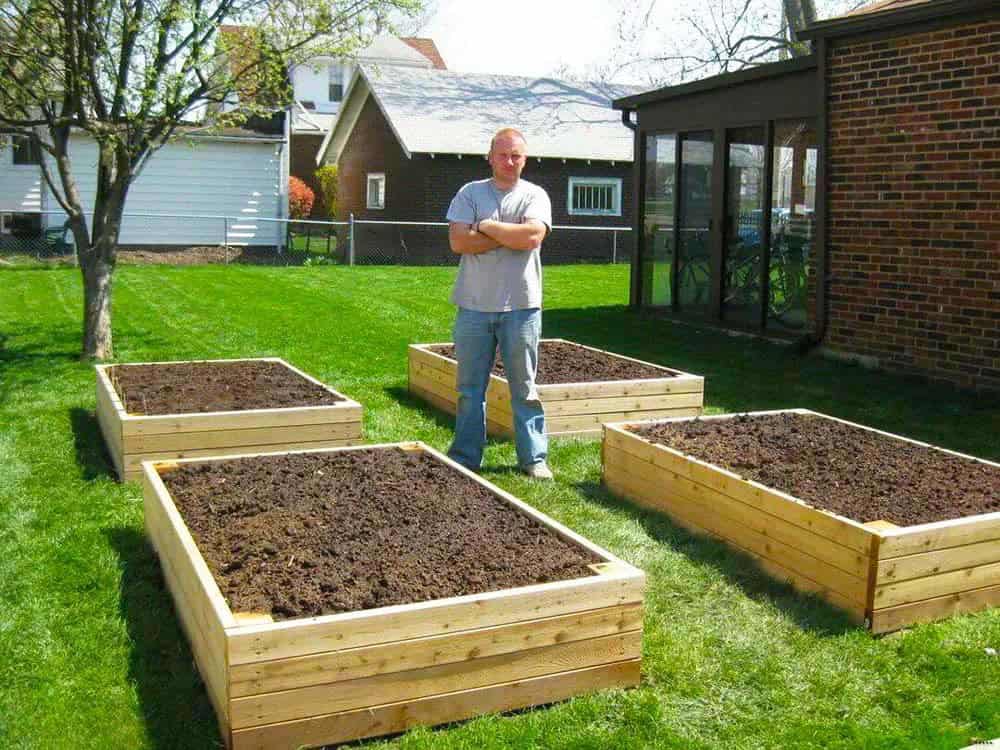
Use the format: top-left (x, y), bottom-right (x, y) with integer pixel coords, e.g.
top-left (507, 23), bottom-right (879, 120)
top-left (0, 0), bottom-right (419, 359)
top-left (597, 0), bottom-right (867, 86)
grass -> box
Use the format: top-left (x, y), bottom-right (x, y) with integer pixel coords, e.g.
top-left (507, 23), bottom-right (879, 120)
top-left (1, 263), bottom-right (998, 750)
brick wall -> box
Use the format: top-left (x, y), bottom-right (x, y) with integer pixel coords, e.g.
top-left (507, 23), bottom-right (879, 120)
top-left (336, 96), bottom-right (634, 264)
top-left (825, 15), bottom-right (1000, 391)
top-left (289, 133), bottom-right (327, 218)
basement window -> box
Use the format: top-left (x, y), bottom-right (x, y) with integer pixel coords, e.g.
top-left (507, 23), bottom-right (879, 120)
top-left (367, 173), bottom-right (385, 210)
top-left (568, 177), bottom-right (621, 216)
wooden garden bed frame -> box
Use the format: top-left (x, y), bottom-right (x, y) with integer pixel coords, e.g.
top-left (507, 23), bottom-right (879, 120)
top-left (96, 358), bottom-right (363, 482)
top-left (408, 339), bottom-right (704, 438)
top-left (602, 408), bottom-right (1000, 634)
top-left (142, 442), bottom-right (645, 749)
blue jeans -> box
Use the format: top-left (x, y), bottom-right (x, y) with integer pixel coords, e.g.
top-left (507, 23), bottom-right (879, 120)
top-left (447, 307), bottom-right (547, 471)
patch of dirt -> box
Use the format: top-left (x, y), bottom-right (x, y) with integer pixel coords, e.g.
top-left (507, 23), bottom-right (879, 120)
top-left (430, 340), bottom-right (676, 384)
top-left (161, 448), bottom-right (601, 619)
top-left (109, 360), bottom-right (342, 415)
top-left (630, 412), bottom-right (1000, 526)
top-left (114, 246), bottom-right (320, 266)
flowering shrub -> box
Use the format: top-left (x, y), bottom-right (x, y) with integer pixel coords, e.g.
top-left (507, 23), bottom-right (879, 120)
top-left (289, 176), bottom-right (315, 219)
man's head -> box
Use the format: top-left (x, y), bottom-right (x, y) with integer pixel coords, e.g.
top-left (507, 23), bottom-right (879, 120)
top-left (488, 127), bottom-right (527, 189)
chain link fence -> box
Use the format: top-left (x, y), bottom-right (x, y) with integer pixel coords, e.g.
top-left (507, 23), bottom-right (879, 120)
top-left (0, 210), bottom-right (629, 267)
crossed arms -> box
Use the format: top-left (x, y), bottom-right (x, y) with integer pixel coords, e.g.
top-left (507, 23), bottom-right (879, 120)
top-left (449, 218), bottom-right (548, 255)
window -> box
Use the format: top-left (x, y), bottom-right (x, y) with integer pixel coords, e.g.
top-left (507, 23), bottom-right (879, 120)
top-left (568, 177), bottom-right (621, 216)
top-left (366, 173), bottom-right (385, 209)
top-left (328, 64), bottom-right (344, 102)
top-left (12, 136), bottom-right (41, 165)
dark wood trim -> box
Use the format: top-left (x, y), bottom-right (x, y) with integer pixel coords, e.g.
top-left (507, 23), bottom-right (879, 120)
top-left (614, 56), bottom-right (816, 110)
top-left (630, 128), bottom-right (644, 308)
top-left (760, 120), bottom-right (775, 331)
top-left (671, 134), bottom-right (682, 311)
top-left (709, 127), bottom-right (725, 320)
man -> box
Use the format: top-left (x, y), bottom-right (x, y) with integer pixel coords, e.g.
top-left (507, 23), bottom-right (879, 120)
top-left (445, 127), bottom-right (553, 479)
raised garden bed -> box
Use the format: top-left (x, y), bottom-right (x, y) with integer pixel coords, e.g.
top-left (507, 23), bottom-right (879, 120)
top-left (408, 339), bottom-right (704, 437)
top-left (142, 442), bottom-right (645, 749)
top-left (96, 358), bottom-right (362, 481)
top-left (602, 409), bottom-right (1000, 633)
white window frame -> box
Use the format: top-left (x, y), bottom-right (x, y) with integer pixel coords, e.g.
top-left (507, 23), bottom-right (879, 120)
top-left (366, 172), bottom-right (386, 210)
top-left (567, 176), bottom-right (622, 217)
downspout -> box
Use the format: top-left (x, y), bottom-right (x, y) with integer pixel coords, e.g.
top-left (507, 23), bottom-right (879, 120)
top-left (621, 109), bottom-right (636, 132)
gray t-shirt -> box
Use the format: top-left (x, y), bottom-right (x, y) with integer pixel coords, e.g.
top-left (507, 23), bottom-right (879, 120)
top-left (446, 178), bottom-right (552, 312)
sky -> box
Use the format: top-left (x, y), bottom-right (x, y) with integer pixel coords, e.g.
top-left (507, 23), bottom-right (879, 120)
top-left (418, 0), bottom-right (862, 86)
top-left (420, 0), bottom-right (634, 81)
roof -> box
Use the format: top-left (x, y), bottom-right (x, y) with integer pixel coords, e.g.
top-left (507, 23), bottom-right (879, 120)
top-left (319, 65), bottom-right (643, 164)
top-left (400, 38), bottom-right (447, 69)
top-left (352, 35), bottom-right (433, 68)
top-left (799, 0), bottom-right (995, 40)
top-left (176, 124), bottom-right (284, 142)
top-left (613, 55), bottom-right (817, 110)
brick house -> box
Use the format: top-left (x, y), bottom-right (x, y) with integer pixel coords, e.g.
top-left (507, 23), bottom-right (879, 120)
top-left (316, 65), bottom-right (640, 263)
top-left (613, 0), bottom-right (999, 391)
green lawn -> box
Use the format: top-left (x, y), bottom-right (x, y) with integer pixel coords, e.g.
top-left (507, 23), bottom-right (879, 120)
top-left (1, 264), bottom-right (998, 750)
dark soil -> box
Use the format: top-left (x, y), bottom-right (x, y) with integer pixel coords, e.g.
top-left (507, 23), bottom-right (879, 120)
top-left (161, 448), bottom-right (601, 620)
top-left (430, 340), bottom-right (675, 384)
top-left (630, 412), bottom-right (1000, 526)
top-left (110, 360), bottom-right (343, 416)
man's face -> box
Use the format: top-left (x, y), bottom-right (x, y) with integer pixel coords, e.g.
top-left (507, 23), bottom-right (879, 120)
top-left (488, 134), bottom-right (527, 184)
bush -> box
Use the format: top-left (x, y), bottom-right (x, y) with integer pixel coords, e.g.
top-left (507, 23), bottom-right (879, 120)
top-left (315, 164), bottom-right (338, 219)
top-left (289, 176), bottom-right (314, 219)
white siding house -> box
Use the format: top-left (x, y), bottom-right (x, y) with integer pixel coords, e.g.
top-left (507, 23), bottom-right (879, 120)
top-left (1, 129), bottom-right (287, 247)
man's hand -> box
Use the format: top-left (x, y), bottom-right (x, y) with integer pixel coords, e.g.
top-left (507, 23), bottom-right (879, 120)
top-left (449, 222), bottom-right (502, 255)
top-left (477, 218), bottom-right (547, 251)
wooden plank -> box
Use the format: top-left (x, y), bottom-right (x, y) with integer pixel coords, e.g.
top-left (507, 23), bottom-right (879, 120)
top-left (603, 451), bottom-right (869, 606)
top-left (873, 560), bottom-right (1000, 609)
top-left (410, 358), bottom-right (510, 408)
top-left (408, 380), bottom-right (512, 436)
top-left (877, 538), bottom-right (1000, 584)
top-left (122, 438), bottom-right (359, 479)
top-left (604, 445), bottom-right (870, 579)
top-left (604, 424), bottom-right (875, 555)
top-left (541, 392), bottom-right (703, 418)
top-left (142, 468), bottom-right (233, 728)
top-left (229, 603), bottom-right (643, 697)
top-left (95, 375), bottom-right (125, 479)
top-left (547, 407), bottom-right (703, 434)
top-left (603, 471), bottom-right (865, 621)
top-left (879, 515), bottom-right (1000, 558)
top-left (230, 659), bottom-right (641, 750)
top-left (230, 631), bottom-right (641, 729)
top-left (870, 582), bottom-right (1000, 634)
top-left (121, 404), bottom-right (362, 437)
top-left (124, 421), bottom-right (362, 454)
top-left (539, 377), bottom-right (704, 401)
top-left (227, 571), bottom-right (642, 666)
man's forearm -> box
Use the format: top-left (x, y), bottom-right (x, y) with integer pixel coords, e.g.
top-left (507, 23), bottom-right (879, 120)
top-left (478, 219), bottom-right (546, 251)
top-left (450, 224), bottom-right (502, 254)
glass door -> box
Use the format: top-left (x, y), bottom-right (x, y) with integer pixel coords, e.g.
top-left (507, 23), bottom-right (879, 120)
top-left (641, 134), bottom-right (676, 307)
top-left (677, 132), bottom-right (713, 315)
top-left (722, 127), bottom-right (767, 326)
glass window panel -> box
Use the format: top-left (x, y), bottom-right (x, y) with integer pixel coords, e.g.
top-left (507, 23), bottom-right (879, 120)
top-left (722, 126), bottom-right (767, 326)
top-left (642, 134), bottom-right (676, 307)
top-left (677, 131), bottom-right (713, 315)
top-left (769, 119), bottom-right (816, 332)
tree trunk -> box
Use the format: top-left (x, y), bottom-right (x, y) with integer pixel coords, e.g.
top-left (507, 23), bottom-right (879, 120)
top-left (81, 247), bottom-right (114, 360)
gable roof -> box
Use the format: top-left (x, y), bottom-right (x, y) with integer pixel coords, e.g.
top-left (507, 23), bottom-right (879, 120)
top-left (318, 65), bottom-right (642, 165)
top-left (400, 37), bottom-right (447, 69)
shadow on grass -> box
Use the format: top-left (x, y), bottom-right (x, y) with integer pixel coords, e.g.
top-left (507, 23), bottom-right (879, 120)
top-left (575, 479), bottom-right (858, 637)
top-left (0, 327), bottom-right (81, 405)
top-left (383, 385), bottom-right (457, 434)
top-left (70, 407), bottom-right (115, 481)
top-left (106, 527), bottom-right (222, 750)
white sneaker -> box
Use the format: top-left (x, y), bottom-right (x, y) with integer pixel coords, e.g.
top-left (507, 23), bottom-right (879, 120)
top-left (522, 462), bottom-right (554, 480)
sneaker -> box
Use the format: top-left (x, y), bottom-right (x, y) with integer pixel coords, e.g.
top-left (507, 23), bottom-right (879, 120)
top-left (522, 462), bottom-right (554, 480)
